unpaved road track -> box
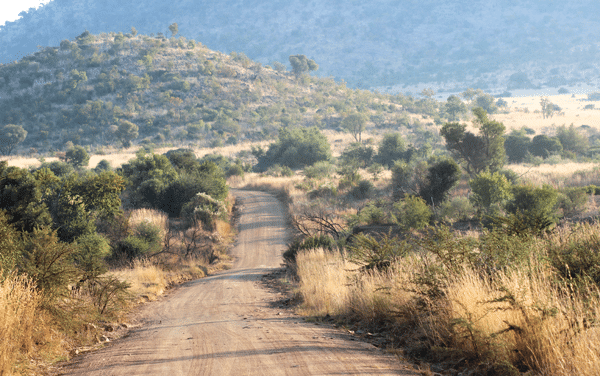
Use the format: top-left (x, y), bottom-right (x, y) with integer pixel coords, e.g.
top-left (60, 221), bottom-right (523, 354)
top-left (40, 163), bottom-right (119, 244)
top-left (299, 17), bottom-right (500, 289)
top-left (60, 191), bottom-right (417, 375)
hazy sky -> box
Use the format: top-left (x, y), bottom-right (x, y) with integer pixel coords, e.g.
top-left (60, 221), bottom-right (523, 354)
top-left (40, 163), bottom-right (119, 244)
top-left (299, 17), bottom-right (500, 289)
top-left (0, 1), bottom-right (52, 27)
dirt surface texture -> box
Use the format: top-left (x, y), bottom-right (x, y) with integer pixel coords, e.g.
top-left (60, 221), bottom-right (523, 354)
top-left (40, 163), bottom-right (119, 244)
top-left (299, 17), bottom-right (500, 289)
top-left (60, 190), bottom-right (417, 375)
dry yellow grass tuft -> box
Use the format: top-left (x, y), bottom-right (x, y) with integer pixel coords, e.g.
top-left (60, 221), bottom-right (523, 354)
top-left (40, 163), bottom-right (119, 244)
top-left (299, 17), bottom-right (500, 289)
top-left (128, 208), bottom-right (169, 241)
top-left (0, 273), bottom-right (41, 374)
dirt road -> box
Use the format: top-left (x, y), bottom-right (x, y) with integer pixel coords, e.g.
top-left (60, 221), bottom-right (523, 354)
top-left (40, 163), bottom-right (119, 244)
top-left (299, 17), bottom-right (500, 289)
top-left (61, 190), bottom-right (417, 375)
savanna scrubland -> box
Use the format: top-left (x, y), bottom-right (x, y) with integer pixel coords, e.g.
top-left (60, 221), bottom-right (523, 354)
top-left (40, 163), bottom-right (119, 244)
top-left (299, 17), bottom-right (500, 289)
top-left (3, 30), bottom-right (600, 375)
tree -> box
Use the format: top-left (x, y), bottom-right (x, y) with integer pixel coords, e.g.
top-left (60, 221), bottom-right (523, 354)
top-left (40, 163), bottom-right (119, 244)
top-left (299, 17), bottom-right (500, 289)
top-left (168, 23), bottom-right (179, 37)
top-left (289, 55), bottom-right (318, 79)
top-left (529, 135), bottom-right (562, 158)
top-left (440, 107), bottom-right (506, 177)
top-left (504, 130), bottom-right (532, 163)
top-left (444, 95), bottom-right (467, 121)
top-left (475, 93), bottom-right (498, 114)
top-left (257, 126), bottom-right (331, 170)
top-left (115, 120), bottom-right (139, 147)
top-left (376, 132), bottom-right (410, 167)
top-left (0, 124), bottom-right (27, 156)
top-left (556, 123), bottom-right (589, 155)
top-left (64, 145), bottom-right (90, 168)
top-left (418, 158), bottom-right (461, 206)
top-left (341, 113), bottom-right (368, 142)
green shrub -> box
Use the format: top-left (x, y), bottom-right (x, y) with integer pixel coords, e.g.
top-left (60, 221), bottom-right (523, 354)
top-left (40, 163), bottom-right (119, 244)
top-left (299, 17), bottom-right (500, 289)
top-left (116, 236), bottom-right (153, 260)
top-left (73, 233), bottom-right (110, 281)
top-left (439, 196), bottom-right (476, 222)
top-left (256, 126), bottom-right (331, 170)
top-left (393, 195), bottom-right (432, 230)
top-left (348, 233), bottom-right (411, 271)
top-left (469, 171), bottom-right (513, 216)
top-left (419, 158), bottom-right (461, 206)
top-left (131, 221), bottom-right (162, 253)
top-left (283, 234), bottom-right (336, 265)
top-left (350, 180), bottom-right (374, 200)
top-left (505, 185), bottom-right (559, 231)
top-left (303, 161), bottom-right (333, 180)
top-left (557, 187), bottom-right (589, 217)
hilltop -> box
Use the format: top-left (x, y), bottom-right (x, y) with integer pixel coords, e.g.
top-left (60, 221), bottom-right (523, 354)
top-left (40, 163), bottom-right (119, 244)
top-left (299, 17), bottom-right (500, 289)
top-left (2, 0), bottom-right (600, 90)
top-left (0, 31), bottom-right (441, 154)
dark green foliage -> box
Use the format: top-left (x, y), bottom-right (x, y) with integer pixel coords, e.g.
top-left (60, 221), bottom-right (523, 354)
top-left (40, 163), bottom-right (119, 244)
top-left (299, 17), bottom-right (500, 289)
top-left (376, 132), bottom-right (409, 167)
top-left (393, 195), bottom-right (432, 230)
top-left (73, 233), bottom-right (110, 281)
top-left (0, 162), bottom-right (53, 232)
top-left (441, 108), bottom-right (505, 176)
top-left (529, 135), bottom-right (562, 158)
top-left (116, 120), bottom-right (139, 147)
top-left (119, 153), bottom-right (178, 207)
top-left (93, 159), bottom-right (112, 173)
top-left (289, 54), bottom-right (318, 78)
top-left (257, 127), bottom-right (331, 170)
top-left (159, 162), bottom-right (228, 217)
top-left (350, 179), bottom-right (374, 200)
top-left (19, 227), bottom-right (78, 301)
top-left (444, 95), bottom-right (467, 121)
top-left (556, 123), bottom-right (589, 155)
top-left (65, 145), bottom-right (90, 168)
top-left (504, 185), bottom-right (559, 233)
top-left (557, 187), bottom-right (589, 217)
top-left (38, 161), bottom-right (75, 177)
top-left (469, 171), bottom-right (513, 216)
top-left (303, 161), bottom-right (333, 180)
top-left (504, 130), bottom-right (532, 163)
top-left (418, 158), bottom-right (461, 206)
top-left (0, 210), bottom-right (21, 276)
top-left (283, 234), bottom-right (336, 265)
top-left (348, 233), bottom-right (410, 271)
top-left (115, 235), bottom-right (154, 260)
top-left (340, 142), bottom-right (374, 168)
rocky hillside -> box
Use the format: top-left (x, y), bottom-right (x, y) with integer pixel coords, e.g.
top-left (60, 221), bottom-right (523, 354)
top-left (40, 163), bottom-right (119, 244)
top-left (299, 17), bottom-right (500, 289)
top-left (0, 31), bottom-right (442, 154)
top-left (1, 0), bottom-right (599, 90)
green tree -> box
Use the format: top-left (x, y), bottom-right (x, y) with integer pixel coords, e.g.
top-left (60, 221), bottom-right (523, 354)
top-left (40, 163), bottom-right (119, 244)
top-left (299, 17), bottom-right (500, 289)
top-left (529, 135), bottom-right (562, 158)
top-left (504, 129), bottom-right (532, 163)
top-left (168, 23), bottom-right (179, 37)
top-left (257, 126), bottom-right (331, 170)
top-left (340, 142), bottom-right (374, 168)
top-left (64, 145), bottom-right (90, 168)
top-left (505, 185), bottom-right (559, 232)
top-left (440, 107), bottom-right (506, 177)
top-left (444, 95), bottom-right (467, 121)
top-left (469, 171), bottom-right (513, 216)
top-left (341, 113), bottom-right (368, 142)
top-left (115, 120), bottom-right (139, 147)
top-left (0, 211), bottom-right (21, 275)
top-left (119, 153), bottom-right (178, 208)
top-left (418, 158), bottom-right (461, 206)
top-left (0, 124), bottom-right (27, 156)
top-left (556, 123), bottom-right (589, 155)
top-left (289, 55), bottom-right (318, 79)
top-left (0, 163), bottom-right (53, 232)
top-left (376, 132), bottom-right (410, 167)
top-left (475, 93), bottom-right (498, 114)
top-left (66, 69), bottom-right (87, 90)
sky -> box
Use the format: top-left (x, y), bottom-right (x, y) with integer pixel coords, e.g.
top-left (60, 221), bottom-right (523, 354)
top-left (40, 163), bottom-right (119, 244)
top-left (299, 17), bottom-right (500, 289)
top-left (0, 0), bottom-right (52, 27)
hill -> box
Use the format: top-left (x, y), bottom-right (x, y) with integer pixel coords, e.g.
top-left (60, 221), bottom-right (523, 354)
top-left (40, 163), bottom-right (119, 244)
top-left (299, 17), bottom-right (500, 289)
top-left (1, 0), bottom-right (600, 90)
top-left (0, 31), bottom-right (440, 154)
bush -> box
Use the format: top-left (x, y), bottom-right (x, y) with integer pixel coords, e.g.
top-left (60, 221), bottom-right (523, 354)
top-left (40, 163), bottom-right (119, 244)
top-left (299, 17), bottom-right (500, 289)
top-left (530, 135), bottom-right (563, 158)
top-left (557, 187), bottom-right (589, 217)
top-left (504, 185), bottom-right (559, 233)
top-left (376, 132), bottom-right (409, 167)
top-left (469, 171), bottom-right (513, 216)
top-left (64, 145), bottom-right (90, 168)
top-left (303, 161), bottom-right (334, 180)
top-left (393, 195), bottom-right (431, 230)
top-left (283, 234), bottom-right (336, 265)
top-left (256, 126), bottom-right (331, 170)
top-left (439, 196), bottom-right (476, 222)
top-left (115, 236), bottom-right (153, 260)
top-left (73, 233), bottom-right (110, 281)
top-left (350, 180), bottom-right (374, 200)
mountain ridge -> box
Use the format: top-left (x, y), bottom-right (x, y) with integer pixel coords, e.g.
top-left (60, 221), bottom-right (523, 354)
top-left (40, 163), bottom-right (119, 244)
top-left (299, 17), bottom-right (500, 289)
top-left (2, 0), bottom-right (600, 90)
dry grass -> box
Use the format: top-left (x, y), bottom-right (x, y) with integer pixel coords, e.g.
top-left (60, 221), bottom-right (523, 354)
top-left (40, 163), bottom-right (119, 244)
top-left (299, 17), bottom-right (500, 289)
top-left (0, 272), bottom-right (66, 375)
top-left (506, 162), bottom-right (600, 188)
top-left (496, 93), bottom-right (600, 134)
top-left (128, 208), bottom-right (169, 239)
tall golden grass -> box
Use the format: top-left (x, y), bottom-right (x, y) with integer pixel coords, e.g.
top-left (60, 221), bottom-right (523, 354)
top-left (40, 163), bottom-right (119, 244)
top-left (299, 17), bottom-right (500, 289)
top-left (295, 240), bottom-right (600, 375)
top-left (128, 208), bottom-right (169, 241)
top-left (0, 273), bottom-right (42, 374)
